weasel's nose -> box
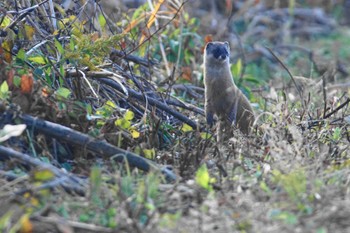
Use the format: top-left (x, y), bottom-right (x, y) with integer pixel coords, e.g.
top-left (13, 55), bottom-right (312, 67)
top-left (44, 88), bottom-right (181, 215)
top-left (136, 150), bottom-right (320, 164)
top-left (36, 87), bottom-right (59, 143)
top-left (219, 54), bottom-right (227, 60)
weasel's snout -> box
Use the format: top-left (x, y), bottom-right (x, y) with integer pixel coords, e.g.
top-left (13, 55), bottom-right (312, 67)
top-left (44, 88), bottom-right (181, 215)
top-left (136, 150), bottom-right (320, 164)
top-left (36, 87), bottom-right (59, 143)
top-left (213, 47), bottom-right (228, 60)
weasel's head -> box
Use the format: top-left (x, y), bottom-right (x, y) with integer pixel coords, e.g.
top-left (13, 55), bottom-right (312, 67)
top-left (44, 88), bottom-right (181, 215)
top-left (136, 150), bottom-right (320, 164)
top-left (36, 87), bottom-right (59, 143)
top-left (204, 41), bottom-right (230, 65)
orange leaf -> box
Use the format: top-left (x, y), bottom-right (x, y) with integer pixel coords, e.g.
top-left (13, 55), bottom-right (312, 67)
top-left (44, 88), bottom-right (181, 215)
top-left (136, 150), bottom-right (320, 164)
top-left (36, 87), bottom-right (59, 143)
top-left (20, 214), bottom-right (33, 233)
top-left (123, 17), bottom-right (146, 34)
top-left (24, 25), bottom-right (35, 40)
top-left (21, 73), bottom-right (34, 94)
top-left (139, 0), bottom-right (165, 45)
top-left (41, 87), bottom-right (50, 98)
top-left (6, 69), bottom-right (15, 89)
top-left (181, 66), bottom-right (192, 81)
top-left (204, 35), bottom-right (213, 44)
top-left (120, 40), bottom-right (127, 49)
top-left (202, 35), bottom-right (213, 53)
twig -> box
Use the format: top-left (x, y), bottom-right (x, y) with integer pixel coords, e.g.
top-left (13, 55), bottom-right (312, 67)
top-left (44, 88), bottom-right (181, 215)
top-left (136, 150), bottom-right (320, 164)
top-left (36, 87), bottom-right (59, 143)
top-left (265, 46), bottom-right (305, 108)
top-left (4, 0), bottom-right (49, 31)
top-left (322, 73), bottom-right (327, 119)
top-left (323, 98), bottom-right (350, 119)
top-left (125, 1), bottom-right (187, 56)
top-left (33, 216), bottom-right (113, 233)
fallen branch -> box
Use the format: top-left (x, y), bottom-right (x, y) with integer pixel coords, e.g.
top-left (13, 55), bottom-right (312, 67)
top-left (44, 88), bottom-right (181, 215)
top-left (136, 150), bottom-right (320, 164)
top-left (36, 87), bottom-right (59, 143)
top-left (0, 110), bottom-right (177, 182)
top-left (0, 146), bottom-right (87, 195)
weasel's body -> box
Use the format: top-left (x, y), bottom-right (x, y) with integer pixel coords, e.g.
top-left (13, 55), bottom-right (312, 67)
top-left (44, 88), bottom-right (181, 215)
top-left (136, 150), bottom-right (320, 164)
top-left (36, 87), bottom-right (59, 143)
top-left (204, 41), bottom-right (255, 140)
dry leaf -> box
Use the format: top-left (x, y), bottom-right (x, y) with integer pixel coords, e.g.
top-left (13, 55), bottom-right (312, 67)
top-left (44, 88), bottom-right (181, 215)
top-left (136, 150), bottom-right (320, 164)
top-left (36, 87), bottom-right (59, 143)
top-left (21, 73), bottom-right (34, 94)
top-left (6, 69), bottom-right (15, 88)
top-left (181, 66), bottom-right (192, 81)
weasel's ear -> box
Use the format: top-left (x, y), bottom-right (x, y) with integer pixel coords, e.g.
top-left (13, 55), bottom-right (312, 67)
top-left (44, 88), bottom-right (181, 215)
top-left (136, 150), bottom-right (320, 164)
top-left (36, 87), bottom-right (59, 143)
top-left (206, 42), bottom-right (213, 50)
top-left (224, 41), bottom-right (230, 48)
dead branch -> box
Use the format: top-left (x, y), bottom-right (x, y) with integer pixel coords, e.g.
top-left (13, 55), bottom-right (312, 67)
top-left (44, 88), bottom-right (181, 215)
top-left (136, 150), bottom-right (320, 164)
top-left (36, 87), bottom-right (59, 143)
top-left (0, 110), bottom-right (177, 182)
top-left (323, 97), bottom-right (350, 119)
top-left (0, 146), bottom-right (87, 195)
top-left (99, 77), bottom-right (199, 129)
top-left (110, 49), bottom-right (157, 67)
top-left (265, 46), bottom-right (305, 106)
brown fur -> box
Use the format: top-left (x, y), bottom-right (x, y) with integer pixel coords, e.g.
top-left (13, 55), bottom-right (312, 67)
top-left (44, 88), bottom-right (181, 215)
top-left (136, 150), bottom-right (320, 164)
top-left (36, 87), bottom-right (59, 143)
top-left (204, 41), bottom-right (255, 141)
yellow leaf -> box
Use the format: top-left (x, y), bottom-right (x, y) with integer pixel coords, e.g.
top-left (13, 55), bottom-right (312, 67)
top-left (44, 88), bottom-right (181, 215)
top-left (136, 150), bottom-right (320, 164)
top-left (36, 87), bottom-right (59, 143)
top-left (19, 214), bottom-right (33, 233)
top-left (105, 100), bottom-right (116, 109)
top-left (0, 210), bottom-right (14, 229)
top-left (130, 128), bottom-right (140, 138)
top-left (181, 123), bottom-right (193, 132)
top-left (24, 25), bottom-right (35, 40)
top-left (143, 148), bottom-right (155, 160)
top-left (98, 14), bottom-right (106, 29)
top-left (30, 197), bottom-right (39, 207)
top-left (200, 132), bottom-right (212, 140)
top-left (0, 16), bottom-right (11, 27)
top-left (139, 0), bottom-right (165, 45)
top-left (28, 56), bottom-right (46, 65)
top-left (124, 110), bottom-right (134, 120)
top-left (115, 118), bottom-right (131, 129)
top-left (195, 164), bottom-right (213, 191)
top-left (2, 40), bottom-right (13, 63)
top-left (231, 58), bottom-right (242, 79)
top-left (32, 169), bottom-right (55, 181)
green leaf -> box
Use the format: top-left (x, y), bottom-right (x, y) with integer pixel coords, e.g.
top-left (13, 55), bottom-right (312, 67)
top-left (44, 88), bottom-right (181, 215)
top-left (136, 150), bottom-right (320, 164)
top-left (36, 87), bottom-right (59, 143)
top-left (181, 123), bottom-right (193, 132)
top-left (105, 100), bottom-right (116, 109)
top-left (332, 127), bottom-right (341, 141)
top-left (0, 81), bottom-right (9, 93)
top-left (195, 164), bottom-right (213, 191)
top-left (54, 38), bottom-right (64, 54)
top-left (69, 38), bottom-right (75, 51)
top-left (0, 16), bottom-right (11, 27)
top-left (33, 169), bottom-right (55, 181)
top-left (90, 166), bottom-right (102, 193)
top-left (200, 132), bottom-right (212, 140)
top-left (244, 76), bottom-right (260, 84)
top-left (124, 110), bottom-right (134, 120)
top-left (316, 227), bottom-right (327, 233)
top-left (13, 76), bottom-right (21, 87)
top-left (0, 209), bottom-right (13, 230)
top-left (56, 87), bottom-right (71, 98)
top-left (98, 14), bottom-right (106, 29)
top-left (16, 48), bottom-right (26, 61)
top-left (143, 148), bottom-right (155, 160)
top-left (260, 181), bottom-right (272, 195)
top-left (231, 58), bottom-right (242, 79)
top-left (274, 211), bottom-right (298, 225)
top-left (79, 214), bottom-right (90, 222)
top-left (28, 56), bottom-right (46, 64)
top-left (115, 118), bottom-right (131, 129)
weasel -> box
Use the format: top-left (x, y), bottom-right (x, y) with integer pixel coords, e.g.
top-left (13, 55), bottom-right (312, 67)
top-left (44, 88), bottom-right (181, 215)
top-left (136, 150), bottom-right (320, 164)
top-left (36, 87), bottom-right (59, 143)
top-left (203, 41), bottom-right (255, 141)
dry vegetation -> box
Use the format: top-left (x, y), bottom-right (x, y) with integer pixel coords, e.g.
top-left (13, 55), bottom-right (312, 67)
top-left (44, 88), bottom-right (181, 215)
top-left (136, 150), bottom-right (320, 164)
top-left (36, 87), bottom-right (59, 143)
top-left (0, 0), bottom-right (349, 232)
